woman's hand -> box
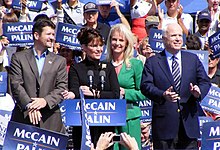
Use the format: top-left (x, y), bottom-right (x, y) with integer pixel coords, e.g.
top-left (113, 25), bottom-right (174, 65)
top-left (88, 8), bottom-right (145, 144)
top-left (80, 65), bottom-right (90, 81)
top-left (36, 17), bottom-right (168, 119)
top-left (62, 90), bottom-right (75, 99)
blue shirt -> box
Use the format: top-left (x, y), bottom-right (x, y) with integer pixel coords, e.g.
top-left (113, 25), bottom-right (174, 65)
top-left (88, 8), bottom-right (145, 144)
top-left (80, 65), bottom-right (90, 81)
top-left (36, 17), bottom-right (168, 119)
top-left (33, 49), bottom-right (47, 76)
top-left (98, 13), bottom-right (121, 27)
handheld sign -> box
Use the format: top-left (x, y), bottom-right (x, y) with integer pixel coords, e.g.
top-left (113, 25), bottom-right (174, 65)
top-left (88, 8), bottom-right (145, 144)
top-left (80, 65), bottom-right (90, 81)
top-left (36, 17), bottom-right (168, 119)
top-left (138, 99), bottom-right (152, 122)
top-left (201, 121), bottom-right (220, 150)
top-left (56, 22), bottom-right (81, 51)
top-left (0, 72), bottom-right (7, 97)
top-left (96, 0), bottom-right (125, 7)
top-left (186, 50), bottom-right (209, 74)
top-left (209, 30), bottom-right (220, 59)
top-left (60, 99), bottom-right (126, 126)
top-left (80, 88), bottom-right (91, 150)
top-left (201, 85), bottom-right (220, 115)
top-left (3, 121), bottom-right (68, 150)
top-left (3, 22), bottom-right (34, 47)
top-left (198, 116), bottom-right (213, 141)
top-left (12, 0), bottom-right (43, 12)
top-left (149, 28), bottom-right (164, 53)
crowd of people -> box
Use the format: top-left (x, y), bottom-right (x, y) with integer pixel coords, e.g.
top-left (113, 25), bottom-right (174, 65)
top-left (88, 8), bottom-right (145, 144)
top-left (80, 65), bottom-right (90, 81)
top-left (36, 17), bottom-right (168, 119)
top-left (0, 0), bottom-right (219, 150)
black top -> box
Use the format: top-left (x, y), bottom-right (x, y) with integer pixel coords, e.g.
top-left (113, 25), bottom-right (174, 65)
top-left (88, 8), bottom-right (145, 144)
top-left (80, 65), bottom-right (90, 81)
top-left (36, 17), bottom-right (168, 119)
top-left (210, 69), bottom-right (220, 87)
top-left (83, 22), bottom-right (110, 44)
top-left (68, 57), bottom-right (120, 99)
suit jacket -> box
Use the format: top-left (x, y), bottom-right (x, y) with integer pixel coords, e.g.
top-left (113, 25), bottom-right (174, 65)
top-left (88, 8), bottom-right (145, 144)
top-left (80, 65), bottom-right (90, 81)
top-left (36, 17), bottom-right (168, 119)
top-left (10, 49), bottom-right (68, 133)
top-left (140, 50), bottom-right (211, 140)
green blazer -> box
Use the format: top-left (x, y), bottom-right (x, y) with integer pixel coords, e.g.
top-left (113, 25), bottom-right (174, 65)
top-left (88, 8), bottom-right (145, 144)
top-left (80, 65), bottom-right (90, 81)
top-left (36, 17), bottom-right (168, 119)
top-left (118, 58), bottom-right (146, 120)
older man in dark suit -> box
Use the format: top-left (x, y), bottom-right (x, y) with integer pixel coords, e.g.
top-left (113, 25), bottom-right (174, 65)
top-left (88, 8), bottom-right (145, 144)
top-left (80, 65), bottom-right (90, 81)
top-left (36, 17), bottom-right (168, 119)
top-left (141, 23), bottom-right (211, 149)
top-left (10, 19), bottom-right (67, 133)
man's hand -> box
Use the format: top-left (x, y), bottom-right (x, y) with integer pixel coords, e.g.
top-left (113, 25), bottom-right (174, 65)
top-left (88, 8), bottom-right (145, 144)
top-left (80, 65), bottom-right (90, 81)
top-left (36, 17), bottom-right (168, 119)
top-left (163, 86), bottom-right (180, 102)
top-left (29, 98), bottom-right (47, 110)
top-left (190, 83), bottom-right (201, 98)
top-left (96, 132), bottom-right (115, 150)
top-left (28, 109), bottom-right (42, 125)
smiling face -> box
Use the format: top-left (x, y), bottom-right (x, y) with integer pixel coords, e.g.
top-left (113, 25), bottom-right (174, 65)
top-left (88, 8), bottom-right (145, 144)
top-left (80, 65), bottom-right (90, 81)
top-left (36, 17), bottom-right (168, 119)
top-left (110, 30), bottom-right (128, 55)
top-left (163, 23), bottom-right (183, 54)
top-left (82, 38), bottom-right (103, 60)
top-left (34, 26), bottom-right (55, 49)
top-left (84, 11), bottom-right (98, 24)
top-left (207, 0), bottom-right (220, 11)
top-left (165, 0), bottom-right (179, 14)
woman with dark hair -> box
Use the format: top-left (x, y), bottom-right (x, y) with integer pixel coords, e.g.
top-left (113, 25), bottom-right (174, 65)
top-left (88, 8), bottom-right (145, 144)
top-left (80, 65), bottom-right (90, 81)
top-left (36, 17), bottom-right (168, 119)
top-left (65, 27), bottom-right (120, 149)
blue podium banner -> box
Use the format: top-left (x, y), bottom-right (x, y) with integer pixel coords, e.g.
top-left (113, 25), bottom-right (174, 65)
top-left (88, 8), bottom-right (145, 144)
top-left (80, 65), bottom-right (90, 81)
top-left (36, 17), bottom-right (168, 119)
top-left (138, 99), bottom-right (152, 122)
top-left (201, 86), bottom-right (220, 115)
top-left (201, 121), bottom-right (220, 150)
top-left (187, 50), bottom-right (209, 74)
top-left (12, 0), bottom-right (43, 12)
top-left (56, 22), bottom-right (81, 51)
top-left (209, 30), bottom-right (220, 59)
top-left (60, 99), bottom-right (126, 126)
top-left (3, 121), bottom-right (68, 150)
top-left (0, 72), bottom-right (7, 97)
top-left (3, 22), bottom-right (34, 47)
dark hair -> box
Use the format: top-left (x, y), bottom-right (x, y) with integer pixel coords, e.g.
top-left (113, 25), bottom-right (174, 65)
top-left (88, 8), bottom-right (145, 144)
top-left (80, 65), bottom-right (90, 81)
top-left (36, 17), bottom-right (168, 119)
top-left (2, 11), bottom-right (18, 23)
top-left (77, 27), bottom-right (104, 45)
top-left (32, 19), bottom-right (55, 40)
top-left (186, 35), bottom-right (202, 50)
top-left (33, 14), bottom-right (50, 22)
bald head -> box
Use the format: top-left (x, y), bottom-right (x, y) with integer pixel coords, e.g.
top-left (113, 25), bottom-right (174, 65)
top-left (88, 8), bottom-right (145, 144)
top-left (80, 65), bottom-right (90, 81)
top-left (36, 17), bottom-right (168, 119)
top-left (162, 23), bottom-right (183, 54)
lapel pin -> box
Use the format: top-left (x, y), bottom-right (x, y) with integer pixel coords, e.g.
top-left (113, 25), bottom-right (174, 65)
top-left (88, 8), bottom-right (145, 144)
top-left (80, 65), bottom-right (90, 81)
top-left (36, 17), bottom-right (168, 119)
top-left (48, 60), bottom-right (52, 64)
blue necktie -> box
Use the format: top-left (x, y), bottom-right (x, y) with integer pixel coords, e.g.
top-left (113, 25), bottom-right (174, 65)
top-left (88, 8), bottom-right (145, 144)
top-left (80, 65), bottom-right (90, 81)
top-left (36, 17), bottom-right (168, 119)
top-left (172, 56), bottom-right (181, 93)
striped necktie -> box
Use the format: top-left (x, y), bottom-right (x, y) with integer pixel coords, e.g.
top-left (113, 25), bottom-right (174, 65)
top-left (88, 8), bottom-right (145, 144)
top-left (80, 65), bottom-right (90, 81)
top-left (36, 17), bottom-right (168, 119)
top-left (172, 56), bottom-right (181, 93)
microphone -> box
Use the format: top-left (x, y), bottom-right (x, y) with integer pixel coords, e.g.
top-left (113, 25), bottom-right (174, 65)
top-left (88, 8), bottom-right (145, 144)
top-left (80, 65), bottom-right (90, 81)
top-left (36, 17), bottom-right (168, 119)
top-left (99, 70), bottom-right (106, 90)
top-left (87, 70), bottom-right (94, 90)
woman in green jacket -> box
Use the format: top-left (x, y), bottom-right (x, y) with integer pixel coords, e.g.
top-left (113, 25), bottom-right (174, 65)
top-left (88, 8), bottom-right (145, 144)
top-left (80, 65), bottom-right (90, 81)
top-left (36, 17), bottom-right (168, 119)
top-left (106, 23), bottom-right (146, 150)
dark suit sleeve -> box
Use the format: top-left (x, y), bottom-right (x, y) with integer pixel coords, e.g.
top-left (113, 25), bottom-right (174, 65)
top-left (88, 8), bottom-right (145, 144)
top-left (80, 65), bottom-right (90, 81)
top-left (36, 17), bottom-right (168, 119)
top-left (10, 53), bottom-right (32, 110)
top-left (68, 64), bottom-right (80, 98)
top-left (141, 58), bottom-right (165, 104)
top-left (44, 57), bottom-right (68, 109)
top-left (99, 64), bottom-right (120, 99)
top-left (195, 57), bottom-right (211, 100)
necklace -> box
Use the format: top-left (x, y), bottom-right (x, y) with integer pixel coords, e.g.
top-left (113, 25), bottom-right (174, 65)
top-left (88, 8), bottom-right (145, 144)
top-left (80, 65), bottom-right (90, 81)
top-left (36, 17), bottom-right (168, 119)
top-left (111, 60), bottom-right (124, 67)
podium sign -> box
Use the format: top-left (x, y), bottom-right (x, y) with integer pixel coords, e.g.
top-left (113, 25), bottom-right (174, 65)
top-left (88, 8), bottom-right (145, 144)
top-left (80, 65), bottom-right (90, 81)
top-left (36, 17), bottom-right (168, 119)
top-left (3, 121), bottom-right (68, 150)
top-left (60, 99), bottom-right (126, 126)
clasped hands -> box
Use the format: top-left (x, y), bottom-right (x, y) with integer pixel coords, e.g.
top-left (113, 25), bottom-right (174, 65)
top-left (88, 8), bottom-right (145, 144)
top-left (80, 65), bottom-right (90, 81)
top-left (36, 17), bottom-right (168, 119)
top-left (163, 83), bottom-right (201, 102)
top-left (27, 98), bottom-right (47, 125)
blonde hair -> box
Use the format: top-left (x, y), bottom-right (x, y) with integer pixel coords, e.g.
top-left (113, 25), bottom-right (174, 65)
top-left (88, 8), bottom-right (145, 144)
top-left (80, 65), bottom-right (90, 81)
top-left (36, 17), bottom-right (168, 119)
top-left (106, 24), bottom-right (134, 68)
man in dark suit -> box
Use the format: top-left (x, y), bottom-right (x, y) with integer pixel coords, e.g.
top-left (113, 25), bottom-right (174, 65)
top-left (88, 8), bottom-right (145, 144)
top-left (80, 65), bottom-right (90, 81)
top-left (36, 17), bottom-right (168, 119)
top-left (140, 23), bottom-right (211, 149)
top-left (10, 20), bottom-right (68, 133)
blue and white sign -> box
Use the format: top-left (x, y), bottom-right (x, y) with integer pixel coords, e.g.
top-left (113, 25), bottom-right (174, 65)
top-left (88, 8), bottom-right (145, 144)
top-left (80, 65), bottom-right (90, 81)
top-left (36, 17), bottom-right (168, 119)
top-left (96, 0), bottom-right (125, 7)
top-left (80, 88), bottom-right (91, 150)
top-left (12, 0), bottom-right (43, 12)
top-left (0, 72), bottom-right (7, 97)
top-left (201, 121), bottom-right (220, 150)
top-left (201, 86), bottom-right (220, 115)
top-left (209, 31), bottom-right (220, 59)
top-left (138, 99), bottom-right (152, 122)
top-left (3, 22), bottom-right (34, 47)
top-left (60, 99), bottom-right (126, 126)
top-left (198, 116), bottom-right (213, 141)
top-left (0, 110), bottom-right (12, 146)
top-left (187, 50), bottom-right (209, 74)
top-left (3, 121), bottom-right (68, 150)
top-left (56, 22), bottom-right (81, 51)
top-left (149, 28), bottom-right (164, 53)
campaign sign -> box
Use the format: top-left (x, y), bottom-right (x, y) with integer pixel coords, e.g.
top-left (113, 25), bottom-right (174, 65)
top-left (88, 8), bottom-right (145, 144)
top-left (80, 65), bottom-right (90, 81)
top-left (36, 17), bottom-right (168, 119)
top-left (3, 121), bottom-right (68, 150)
top-left (0, 72), bottom-right (7, 97)
top-left (138, 99), bottom-right (152, 122)
top-left (80, 88), bottom-right (91, 150)
top-left (201, 85), bottom-right (220, 115)
top-left (56, 22), bottom-right (81, 51)
top-left (12, 0), bottom-right (43, 12)
top-left (3, 22), bottom-right (34, 47)
top-left (187, 50), bottom-right (209, 74)
top-left (201, 121), bottom-right (220, 150)
top-left (208, 30), bottom-right (220, 59)
top-left (96, 0), bottom-right (125, 7)
top-left (60, 99), bottom-right (126, 126)
top-left (0, 110), bottom-right (12, 146)
top-left (198, 116), bottom-right (213, 141)
top-left (149, 28), bottom-right (164, 53)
